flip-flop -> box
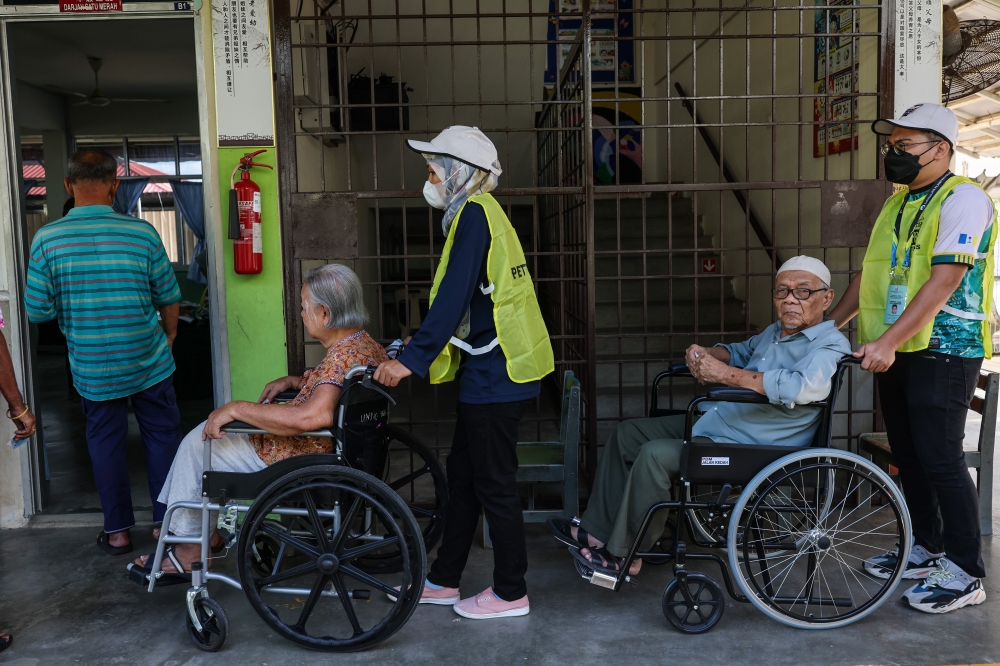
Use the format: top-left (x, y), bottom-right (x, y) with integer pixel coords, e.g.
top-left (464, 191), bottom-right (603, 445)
top-left (0, 632), bottom-right (12, 654)
top-left (128, 546), bottom-right (196, 586)
top-left (547, 517), bottom-right (593, 549)
top-left (569, 544), bottom-right (636, 578)
top-left (96, 531), bottom-right (133, 556)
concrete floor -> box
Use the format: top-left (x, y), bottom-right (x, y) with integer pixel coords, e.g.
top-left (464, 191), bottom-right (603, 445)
top-left (0, 518), bottom-right (995, 666)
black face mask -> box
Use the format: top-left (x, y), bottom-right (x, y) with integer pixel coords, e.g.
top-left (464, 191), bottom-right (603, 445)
top-left (883, 143), bottom-right (940, 185)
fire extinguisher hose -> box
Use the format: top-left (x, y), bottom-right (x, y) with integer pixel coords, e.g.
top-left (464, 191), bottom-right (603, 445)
top-left (228, 163), bottom-right (242, 240)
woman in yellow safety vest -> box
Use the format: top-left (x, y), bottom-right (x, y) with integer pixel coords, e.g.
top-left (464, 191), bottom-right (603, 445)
top-left (374, 126), bottom-right (554, 620)
top-left (829, 103), bottom-right (996, 614)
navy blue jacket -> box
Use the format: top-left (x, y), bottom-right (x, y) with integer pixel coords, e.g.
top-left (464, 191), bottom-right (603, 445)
top-left (398, 202), bottom-right (541, 404)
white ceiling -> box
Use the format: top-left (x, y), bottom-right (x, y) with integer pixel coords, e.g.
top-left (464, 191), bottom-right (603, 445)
top-left (7, 18), bottom-right (197, 99)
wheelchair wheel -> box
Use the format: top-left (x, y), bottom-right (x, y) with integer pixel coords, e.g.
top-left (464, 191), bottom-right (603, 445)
top-left (249, 526), bottom-right (282, 578)
top-left (686, 484), bottom-right (742, 545)
top-left (351, 425), bottom-right (447, 574)
top-left (727, 449), bottom-right (910, 630)
top-left (238, 465), bottom-right (425, 652)
top-left (662, 573), bottom-right (725, 634)
top-left (186, 597), bottom-right (228, 652)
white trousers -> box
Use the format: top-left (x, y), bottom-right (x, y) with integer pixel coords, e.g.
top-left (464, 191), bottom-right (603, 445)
top-left (158, 420), bottom-right (267, 536)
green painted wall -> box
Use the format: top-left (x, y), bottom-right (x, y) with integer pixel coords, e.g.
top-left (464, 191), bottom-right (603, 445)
top-left (219, 147), bottom-right (287, 401)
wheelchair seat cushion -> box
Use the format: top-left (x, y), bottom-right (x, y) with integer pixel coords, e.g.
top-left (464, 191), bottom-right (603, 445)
top-left (248, 330), bottom-right (389, 465)
top-left (203, 453), bottom-right (347, 500)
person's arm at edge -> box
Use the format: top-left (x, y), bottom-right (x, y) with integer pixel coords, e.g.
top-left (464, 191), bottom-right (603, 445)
top-left (828, 271), bottom-right (862, 329)
top-left (0, 330), bottom-right (35, 440)
top-left (24, 238), bottom-right (56, 323)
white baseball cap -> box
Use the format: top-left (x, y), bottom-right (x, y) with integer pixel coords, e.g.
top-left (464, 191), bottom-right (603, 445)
top-left (406, 126), bottom-right (503, 176)
top-left (871, 103), bottom-right (959, 146)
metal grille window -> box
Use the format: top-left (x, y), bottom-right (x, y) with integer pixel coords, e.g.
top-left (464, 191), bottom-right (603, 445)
top-left (274, 0), bottom-right (891, 477)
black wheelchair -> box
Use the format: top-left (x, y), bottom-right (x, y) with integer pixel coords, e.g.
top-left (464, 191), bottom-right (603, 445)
top-left (127, 366), bottom-right (447, 652)
top-left (567, 357), bottom-right (912, 632)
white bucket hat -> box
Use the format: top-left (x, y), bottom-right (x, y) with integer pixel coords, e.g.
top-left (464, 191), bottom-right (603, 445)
top-left (406, 126), bottom-right (503, 176)
top-left (871, 103), bottom-right (959, 147)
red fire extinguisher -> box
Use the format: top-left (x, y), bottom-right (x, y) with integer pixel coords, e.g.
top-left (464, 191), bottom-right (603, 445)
top-left (228, 149), bottom-right (273, 275)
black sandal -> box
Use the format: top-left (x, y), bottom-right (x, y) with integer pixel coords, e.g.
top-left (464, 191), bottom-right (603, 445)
top-left (547, 517), bottom-right (594, 549)
top-left (96, 531), bottom-right (133, 556)
top-left (0, 632), bottom-right (12, 653)
top-left (127, 546), bottom-right (194, 587)
top-left (569, 544), bottom-right (634, 577)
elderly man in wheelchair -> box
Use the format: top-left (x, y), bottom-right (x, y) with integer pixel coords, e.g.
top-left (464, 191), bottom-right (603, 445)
top-left (548, 256), bottom-right (915, 633)
top-left (128, 264), bottom-right (433, 652)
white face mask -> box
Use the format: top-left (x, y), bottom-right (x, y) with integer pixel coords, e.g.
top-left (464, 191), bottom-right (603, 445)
top-left (422, 179), bottom-right (448, 209)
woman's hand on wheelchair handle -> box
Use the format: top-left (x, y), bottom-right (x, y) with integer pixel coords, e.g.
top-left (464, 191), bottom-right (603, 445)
top-left (202, 403), bottom-right (237, 440)
top-left (374, 360), bottom-right (412, 387)
top-left (259, 375), bottom-right (301, 404)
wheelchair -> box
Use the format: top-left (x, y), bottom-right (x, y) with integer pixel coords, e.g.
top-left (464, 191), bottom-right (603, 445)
top-left (127, 366), bottom-right (447, 652)
top-left (569, 357), bottom-right (913, 633)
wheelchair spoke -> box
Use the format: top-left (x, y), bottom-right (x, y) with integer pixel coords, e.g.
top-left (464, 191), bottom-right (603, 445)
top-left (388, 466), bottom-right (429, 491)
top-left (339, 563), bottom-right (400, 597)
top-left (332, 574), bottom-right (364, 637)
top-left (293, 572), bottom-right (330, 632)
top-left (331, 496), bottom-right (364, 551)
top-left (338, 536), bottom-right (400, 561)
top-left (407, 505), bottom-right (436, 518)
top-left (262, 523), bottom-right (322, 559)
top-left (256, 561), bottom-right (319, 587)
top-left (301, 488), bottom-right (331, 552)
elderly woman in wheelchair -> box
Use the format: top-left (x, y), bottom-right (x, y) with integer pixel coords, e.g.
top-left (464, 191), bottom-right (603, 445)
top-left (128, 264), bottom-right (437, 652)
top-left (550, 256), bottom-right (913, 633)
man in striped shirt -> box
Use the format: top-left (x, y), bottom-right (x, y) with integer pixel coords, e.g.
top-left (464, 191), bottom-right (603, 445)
top-left (26, 150), bottom-right (183, 556)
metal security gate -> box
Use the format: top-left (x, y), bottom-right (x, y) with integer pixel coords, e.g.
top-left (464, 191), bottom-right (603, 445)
top-left (273, 0), bottom-right (892, 479)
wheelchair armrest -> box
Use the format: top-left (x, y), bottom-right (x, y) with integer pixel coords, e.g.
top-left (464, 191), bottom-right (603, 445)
top-left (703, 387), bottom-right (770, 404)
top-left (221, 420), bottom-right (334, 438)
top-left (649, 363), bottom-right (693, 417)
top-left (274, 390), bottom-right (301, 402)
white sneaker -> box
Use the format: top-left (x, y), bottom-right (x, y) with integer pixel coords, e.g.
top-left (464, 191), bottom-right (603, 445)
top-left (863, 544), bottom-right (943, 580)
top-left (902, 558), bottom-right (986, 614)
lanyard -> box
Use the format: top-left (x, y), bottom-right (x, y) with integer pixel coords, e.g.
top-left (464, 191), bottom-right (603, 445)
top-left (891, 172), bottom-right (951, 271)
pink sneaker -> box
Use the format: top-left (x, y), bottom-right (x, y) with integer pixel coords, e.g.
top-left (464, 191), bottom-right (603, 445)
top-left (386, 582), bottom-right (460, 605)
top-left (453, 587), bottom-right (529, 619)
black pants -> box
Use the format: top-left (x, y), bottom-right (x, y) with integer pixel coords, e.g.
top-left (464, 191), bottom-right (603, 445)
top-left (427, 400), bottom-right (529, 601)
top-left (877, 351), bottom-right (985, 578)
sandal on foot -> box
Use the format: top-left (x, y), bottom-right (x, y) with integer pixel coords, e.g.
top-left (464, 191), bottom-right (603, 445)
top-left (547, 517), bottom-right (593, 549)
top-left (569, 545), bottom-right (636, 578)
top-left (96, 531), bottom-right (133, 556)
top-left (0, 632), bottom-right (12, 653)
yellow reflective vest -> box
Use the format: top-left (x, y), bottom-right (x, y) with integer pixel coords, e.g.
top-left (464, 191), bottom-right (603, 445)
top-left (859, 175), bottom-right (997, 357)
top-left (427, 193), bottom-right (555, 384)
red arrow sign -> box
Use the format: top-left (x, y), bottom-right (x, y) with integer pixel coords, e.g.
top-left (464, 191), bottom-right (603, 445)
top-left (702, 258), bottom-right (717, 273)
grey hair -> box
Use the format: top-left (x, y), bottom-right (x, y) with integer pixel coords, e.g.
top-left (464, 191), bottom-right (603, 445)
top-left (303, 264), bottom-right (369, 329)
top-left (68, 150), bottom-right (117, 184)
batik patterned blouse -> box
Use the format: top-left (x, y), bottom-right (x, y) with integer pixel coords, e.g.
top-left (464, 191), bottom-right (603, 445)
top-left (250, 330), bottom-right (389, 464)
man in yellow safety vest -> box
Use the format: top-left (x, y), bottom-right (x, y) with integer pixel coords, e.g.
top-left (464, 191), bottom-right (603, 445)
top-left (375, 126), bottom-right (554, 620)
top-left (830, 103), bottom-right (996, 614)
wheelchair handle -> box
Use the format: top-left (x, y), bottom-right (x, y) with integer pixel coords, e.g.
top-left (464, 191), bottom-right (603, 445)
top-left (650, 362), bottom-right (694, 418)
top-left (344, 365), bottom-right (397, 405)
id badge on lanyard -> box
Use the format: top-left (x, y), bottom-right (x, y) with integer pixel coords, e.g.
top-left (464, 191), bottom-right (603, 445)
top-left (883, 174), bottom-right (950, 325)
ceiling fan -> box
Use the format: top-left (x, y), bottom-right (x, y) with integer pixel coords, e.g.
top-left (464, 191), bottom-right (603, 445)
top-left (44, 57), bottom-right (168, 107)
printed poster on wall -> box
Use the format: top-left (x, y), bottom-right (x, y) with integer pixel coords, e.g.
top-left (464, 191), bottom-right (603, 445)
top-left (544, 0), bottom-right (635, 86)
top-left (813, 0), bottom-right (859, 158)
top-left (213, 0), bottom-right (275, 146)
top-left (893, 0), bottom-right (941, 113)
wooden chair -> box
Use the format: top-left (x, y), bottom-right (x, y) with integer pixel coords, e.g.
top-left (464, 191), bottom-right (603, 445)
top-left (860, 369), bottom-right (999, 536)
top-left (484, 371), bottom-right (581, 547)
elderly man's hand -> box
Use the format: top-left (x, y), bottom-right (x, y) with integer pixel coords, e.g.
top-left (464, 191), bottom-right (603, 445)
top-left (685, 344), bottom-right (718, 383)
top-left (203, 403), bottom-right (238, 440)
top-left (373, 360), bottom-right (412, 387)
top-left (855, 339), bottom-right (895, 374)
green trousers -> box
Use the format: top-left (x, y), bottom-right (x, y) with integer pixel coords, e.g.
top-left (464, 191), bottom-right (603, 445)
top-left (580, 415), bottom-right (708, 558)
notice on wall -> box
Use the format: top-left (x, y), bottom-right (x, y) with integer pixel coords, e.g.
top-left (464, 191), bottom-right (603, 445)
top-left (59, 0), bottom-right (121, 12)
top-left (213, 0), bottom-right (274, 146)
top-left (813, 0), bottom-right (859, 158)
top-left (894, 0), bottom-right (941, 114)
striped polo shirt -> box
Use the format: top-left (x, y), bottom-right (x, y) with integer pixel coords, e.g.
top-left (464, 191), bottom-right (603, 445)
top-left (25, 205), bottom-right (182, 401)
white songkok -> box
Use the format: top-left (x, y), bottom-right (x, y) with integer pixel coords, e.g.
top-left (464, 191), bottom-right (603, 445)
top-left (776, 255), bottom-right (831, 287)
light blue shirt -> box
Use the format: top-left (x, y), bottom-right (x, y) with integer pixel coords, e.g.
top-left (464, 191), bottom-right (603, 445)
top-left (691, 319), bottom-right (853, 448)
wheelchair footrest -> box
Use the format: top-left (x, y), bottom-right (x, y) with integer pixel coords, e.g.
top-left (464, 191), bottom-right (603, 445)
top-left (127, 563), bottom-right (191, 588)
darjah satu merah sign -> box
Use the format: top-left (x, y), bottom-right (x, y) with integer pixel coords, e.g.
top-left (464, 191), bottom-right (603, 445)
top-left (59, 0), bottom-right (122, 12)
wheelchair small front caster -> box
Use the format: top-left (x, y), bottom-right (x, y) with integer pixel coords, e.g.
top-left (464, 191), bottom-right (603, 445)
top-left (186, 597), bottom-right (229, 652)
top-left (661, 572), bottom-right (724, 634)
